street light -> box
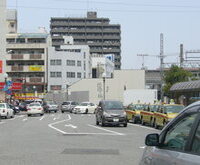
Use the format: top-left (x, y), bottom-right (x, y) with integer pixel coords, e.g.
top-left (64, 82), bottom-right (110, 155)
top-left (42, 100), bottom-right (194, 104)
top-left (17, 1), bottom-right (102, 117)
top-left (102, 72), bottom-right (106, 100)
top-left (4, 73), bottom-right (8, 102)
top-left (66, 82), bottom-right (70, 101)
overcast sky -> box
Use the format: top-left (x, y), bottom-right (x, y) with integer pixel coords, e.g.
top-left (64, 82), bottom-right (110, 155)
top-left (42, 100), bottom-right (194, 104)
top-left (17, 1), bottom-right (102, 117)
top-left (6, 0), bottom-right (200, 69)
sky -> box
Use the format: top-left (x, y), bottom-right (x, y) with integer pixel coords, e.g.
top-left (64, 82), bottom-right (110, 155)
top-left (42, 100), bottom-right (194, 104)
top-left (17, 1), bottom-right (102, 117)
top-left (6, 0), bottom-right (200, 70)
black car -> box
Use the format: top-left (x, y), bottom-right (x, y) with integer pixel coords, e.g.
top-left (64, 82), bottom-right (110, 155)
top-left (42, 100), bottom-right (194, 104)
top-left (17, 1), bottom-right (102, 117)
top-left (19, 102), bottom-right (27, 111)
top-left (9, 104), bottom-right (20, 114)
top-left (96, 100), bottom-right (127, 127)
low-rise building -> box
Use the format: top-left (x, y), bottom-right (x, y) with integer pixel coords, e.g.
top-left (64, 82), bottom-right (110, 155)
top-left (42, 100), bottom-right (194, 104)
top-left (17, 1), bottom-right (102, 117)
top-left (47, 36), bottom-right (92, 92)
top-left (92, 54), bottom-right (114, 78)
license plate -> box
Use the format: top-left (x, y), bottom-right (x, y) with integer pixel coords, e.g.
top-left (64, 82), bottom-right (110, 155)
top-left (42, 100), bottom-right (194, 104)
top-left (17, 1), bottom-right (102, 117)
top-left (113, 118), bottom-right (119, 122)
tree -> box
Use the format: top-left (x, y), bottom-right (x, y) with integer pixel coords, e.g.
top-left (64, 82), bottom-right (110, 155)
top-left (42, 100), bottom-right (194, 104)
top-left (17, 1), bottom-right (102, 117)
top-left (163, 65), bottom-right (192, 95)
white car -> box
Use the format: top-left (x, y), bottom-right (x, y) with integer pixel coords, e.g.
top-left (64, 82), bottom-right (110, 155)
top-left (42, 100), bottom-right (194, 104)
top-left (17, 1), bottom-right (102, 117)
top-left (73, 102), bottom-right (97, 114)
top-left (0, 103), bottom-right (14, 119)
top-left (27, 102), bottom-right (44, 116)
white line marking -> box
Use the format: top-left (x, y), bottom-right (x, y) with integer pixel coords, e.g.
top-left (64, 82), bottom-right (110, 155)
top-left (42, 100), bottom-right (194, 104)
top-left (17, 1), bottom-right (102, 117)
top-left (88, 115), bottom-right (91, 117)
top-left (65, 124), bottom-right (77, 129)
top-left (39, 116), bottom-right (45, 121)
top-left (48, 114), bottom-right (71, 134)
top-left (139, 146), bottom-right (146, 149)
top-left (88, 124), bottom-right (125, 136)
top-left (128, 123), bottom-right (156, 131)
top-left (51, 114), bottom-right (55, 117)
top-left (22, 118), bottom-right (27, 121)
top-left (53, 118), bottom-right (56, 120)
top-left (63, 133), bottom-right (120, 136)
top-left (7, 115), bottom-right (25, 121)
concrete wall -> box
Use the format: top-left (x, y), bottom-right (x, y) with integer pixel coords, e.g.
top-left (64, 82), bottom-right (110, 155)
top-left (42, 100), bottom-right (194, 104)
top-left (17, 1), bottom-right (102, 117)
top-left (70, 70), bottom-right (145, 104)
top-left (0, 0), bottom-right (6, 82)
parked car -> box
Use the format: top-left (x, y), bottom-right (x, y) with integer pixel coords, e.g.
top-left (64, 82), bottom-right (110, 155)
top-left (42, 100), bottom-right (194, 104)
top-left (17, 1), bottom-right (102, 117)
top-left (19, 102), bottom-right (27, 111)
top-left (0, 103), bottom-right (14, 119)
top-left (73, 102), bottom-right (97, 114)
top-left (139, 101), bottom-right (200, 165)
top-left (43, 101), bottom-right (59, 113)
top-left (61, 101), bottom-right (79, 113)
top-left (27, 102), bottom-right (44, 117)
top-left (9, 104), bottom-right (20, 114)
top-left (95, 100), bottom-right (127, 127)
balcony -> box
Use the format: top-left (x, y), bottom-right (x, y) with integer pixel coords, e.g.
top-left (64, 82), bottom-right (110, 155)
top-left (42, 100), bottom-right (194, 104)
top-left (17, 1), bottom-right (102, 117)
top-left (29, 54), bottom-right (42, 60)
top-left (6, 65), bottom-right (45, 72)
top-left (6, 54), bottom-right (45, 61)
top-left (29, 77), bottom-right (43, 83)
top-left (11, 54), bottom-right (23, 60)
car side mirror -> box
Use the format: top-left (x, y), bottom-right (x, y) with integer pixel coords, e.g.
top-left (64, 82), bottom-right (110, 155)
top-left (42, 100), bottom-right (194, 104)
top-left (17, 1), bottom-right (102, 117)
top-left (145, 133), bottom-right (159, 146)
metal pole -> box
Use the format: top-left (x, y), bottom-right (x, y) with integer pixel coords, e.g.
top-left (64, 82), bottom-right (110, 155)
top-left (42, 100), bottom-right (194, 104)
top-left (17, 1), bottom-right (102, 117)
top-left (103, 77), bottom-right (105, 100)
top-left (66, 85), bottom-right (68, 101)
top-left (180, 44), bottom-right (184, 67)
top-left (5, 77), bottom-right (7, 102)
top-left (160, 33), bottom-right (164, 102)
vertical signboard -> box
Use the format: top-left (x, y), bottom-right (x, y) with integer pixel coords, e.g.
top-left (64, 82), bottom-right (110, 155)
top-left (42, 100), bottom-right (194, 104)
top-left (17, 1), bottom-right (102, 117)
top-left (0, 60), bottom-right (3, 73)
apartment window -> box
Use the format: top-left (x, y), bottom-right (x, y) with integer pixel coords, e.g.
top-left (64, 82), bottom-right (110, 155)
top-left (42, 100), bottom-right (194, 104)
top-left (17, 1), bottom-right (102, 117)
top-left (50, 85), bottom-right (62, 90)
top-left (50, 72), bottom-right (62, 78)
top-left (66, 60), bottom-right (75, 66)
top-left (67, 72), bottom-right (75, 78)
top-left (77, 61), bottom-right (82, 67)
top-left (50, 59), bottom-right (62, 65)
top-left (77, 72), bottom-right (82, 78)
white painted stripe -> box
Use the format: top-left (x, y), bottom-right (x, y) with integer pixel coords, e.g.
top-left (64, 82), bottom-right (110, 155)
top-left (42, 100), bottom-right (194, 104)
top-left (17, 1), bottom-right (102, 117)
top-left (139, 146), bottom-right (146, 149)
top-left (39, 116), bottom-right (45, 121)
top-left (63, 132), bottom-right (121, 136)
top-left (65, 124), bottom-right (77, 129)
top-left (128, 123), bottom-right (156, 131)
top-left (0, 122), bottom-right (5, 125)
top-left (88, 124), bottom-right (125, 136)
top-left (48, 114), bottom-right (71, 134)
top-left (53, 118), bottom-right (56, 120)
top-left (22, 118), bottom-right (27, 121)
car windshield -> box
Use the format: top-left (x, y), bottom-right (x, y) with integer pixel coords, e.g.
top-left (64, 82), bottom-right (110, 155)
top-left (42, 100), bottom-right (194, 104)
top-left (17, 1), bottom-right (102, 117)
top-left (62, 102), bottom-right (70, 105)
top-left (150, 105), bottom-right (159, 112)
top-left (164, 105), bottom-right (184, 113)
top-left (0, 104), bottom-right (5, 108)
top-left (105, 101), bottom-right (123, 110)
top-left (80, 103), bottom-right (89, 106)
top-left (29, 103), bottom-right (41, 107)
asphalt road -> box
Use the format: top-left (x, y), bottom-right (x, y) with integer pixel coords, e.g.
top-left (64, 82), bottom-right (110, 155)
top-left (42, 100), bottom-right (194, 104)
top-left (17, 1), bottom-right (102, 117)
top-left (0, 112), bottom-right (159, 165)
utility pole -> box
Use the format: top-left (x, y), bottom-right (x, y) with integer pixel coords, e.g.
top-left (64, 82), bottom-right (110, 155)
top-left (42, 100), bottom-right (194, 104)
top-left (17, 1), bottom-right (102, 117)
top-left (180, 44), bottom-right (184, 67)
top-left (137, 54), bottom-right (148, 69)
top-left (160, 33), bottom-right (164, 102)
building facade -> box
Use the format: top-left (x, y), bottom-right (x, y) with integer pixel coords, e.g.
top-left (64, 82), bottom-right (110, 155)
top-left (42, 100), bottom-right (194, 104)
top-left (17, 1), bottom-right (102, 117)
top-left (50, 11), bottom-right (121, 70)
top-left (48, 36), bottom-right (92, 92)
top-left (6, 9), bottom-right (17, 34)
top-left (0, 0), bottom-right (6, 82)
top-left (6, 33), bottom-right (49, 100)
top-left (92, 54), bottom-right (114, 78)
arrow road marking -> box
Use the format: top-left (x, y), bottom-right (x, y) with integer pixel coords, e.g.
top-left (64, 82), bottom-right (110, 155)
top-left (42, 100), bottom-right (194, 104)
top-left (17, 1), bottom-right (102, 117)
top-left (65, 124), bottom-right (77, 129)
top-left (40, 116), bottom-right (45, 120)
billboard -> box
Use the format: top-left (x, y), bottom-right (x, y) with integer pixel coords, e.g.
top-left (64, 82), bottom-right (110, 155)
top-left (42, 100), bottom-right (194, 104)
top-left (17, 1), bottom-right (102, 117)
top-left (29, 65), bottom-right (43, 71)
top-left (0, 82), bottom-right (22, 90)
top-left (0, 60), bottom-right (3, 73)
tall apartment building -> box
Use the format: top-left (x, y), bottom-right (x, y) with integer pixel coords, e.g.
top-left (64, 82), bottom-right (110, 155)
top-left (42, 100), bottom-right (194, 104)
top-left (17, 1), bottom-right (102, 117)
top-left (6, 9), bottom-right (17, 34)
top-left (50, 11), bottom-right (121, 70)
top-left (0, 0), bottom-right (6, 82)
top-left (6, 33), bottom-right (49, 99)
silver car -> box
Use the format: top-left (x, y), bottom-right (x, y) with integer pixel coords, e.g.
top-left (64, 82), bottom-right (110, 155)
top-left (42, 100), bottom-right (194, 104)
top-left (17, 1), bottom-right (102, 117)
top-left (140, 101), bottom-right (200, 165)
top-left (61, 101), bottom-right (79, 113)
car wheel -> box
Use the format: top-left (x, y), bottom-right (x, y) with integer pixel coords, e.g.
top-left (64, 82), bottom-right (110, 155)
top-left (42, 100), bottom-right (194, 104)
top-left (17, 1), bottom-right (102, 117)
top-left (132, 116), bottom-right (137, 124)
top-left (40, 113), bottom-right (44, 116)
top-left (85, 109), bottom-right (88, 114)
top-left (27, 114), bottom-right (31, 117)
top-left (123, 123), bottom-right (127, 127)
top-left (96, 120), bottom-right (99, 125)
top-left (101, 118), bottom-right (105, 127)
top-left (61, 111), bottom-right (64, 113)
top-left (54, 111), bottom-right (57, 113)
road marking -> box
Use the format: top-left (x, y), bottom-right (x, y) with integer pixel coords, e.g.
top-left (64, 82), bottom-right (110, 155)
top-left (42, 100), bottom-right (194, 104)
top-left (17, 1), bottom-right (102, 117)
top-left (53, 118), bottom-right (56, 120)
top-left (39, 116), bottom-right (45, 121)
top-left (48, 114), bottom-right (71, 134)
top-left (65, 124), bottom-right (77, 129)
top-left (63, 132), bottom-right (122, 136)
top-left (7, 115), bottom-right (25, 121)
top-left (51, 114), bottom-right (55, 117)
top-left (139, 146), bottom-right (146, 149)
top-left (22, 118), bottom-right (28, 121)
top-left (128, 123), bottom-right (156, 131)
top-left (88, 124), bottom-right (125, 136)
top-left (88, 115), bottom-right (91, 117)
top-left (0, 122), bottom-right (5, 125)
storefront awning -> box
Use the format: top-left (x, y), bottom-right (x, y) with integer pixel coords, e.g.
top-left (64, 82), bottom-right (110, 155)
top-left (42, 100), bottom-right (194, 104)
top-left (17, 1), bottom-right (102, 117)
top-left (170, 80), bottom-right (200, 91)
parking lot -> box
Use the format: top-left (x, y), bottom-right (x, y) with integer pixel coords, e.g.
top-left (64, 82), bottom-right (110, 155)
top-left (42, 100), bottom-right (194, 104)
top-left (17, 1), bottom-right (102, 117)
top-left (0, 112), bottom-right (159, 165)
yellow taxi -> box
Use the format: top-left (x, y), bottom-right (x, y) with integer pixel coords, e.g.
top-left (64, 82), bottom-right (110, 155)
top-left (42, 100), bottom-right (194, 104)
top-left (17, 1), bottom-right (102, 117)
top-left (153, 104), bottom-right (184, 129)
top-left (125, 103), bottom-right (146, 124)
top-left (140, 104), bottom-right (160, 126)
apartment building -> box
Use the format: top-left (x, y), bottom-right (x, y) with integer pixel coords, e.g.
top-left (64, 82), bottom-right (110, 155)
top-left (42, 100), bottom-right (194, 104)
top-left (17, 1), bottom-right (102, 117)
top-left (0, 0), bottom-right (6, 82)
top-left (50, 11), bottom-right (121, 70)
top-left (6, 33), bottom-right (49, 99)
top-left (48, 36), bottom-right (92, 91)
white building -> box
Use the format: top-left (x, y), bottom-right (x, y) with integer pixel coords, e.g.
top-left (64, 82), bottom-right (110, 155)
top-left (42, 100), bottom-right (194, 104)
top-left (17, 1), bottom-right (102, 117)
top-left (92, 54), bottom-right (114, 78)
top-left (6, 9), bottom-right (17, 34)
top-left (48, 36), bottom-right (92, 91)
top-left (0, 0), bottom-right (6, 82)
top-left (69, 70), bottom-right (145, 104)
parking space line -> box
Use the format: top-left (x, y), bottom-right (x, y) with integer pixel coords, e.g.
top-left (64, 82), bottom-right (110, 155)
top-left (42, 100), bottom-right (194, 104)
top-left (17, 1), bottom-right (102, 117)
top-left (88, 124), bottom-right (125, 136)
top-left (128, 123), bottom-right (156, 131)
top-left (22, 118), bottom-right (28, 122)
top-left (39, 116), bottom-right (45, 121)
